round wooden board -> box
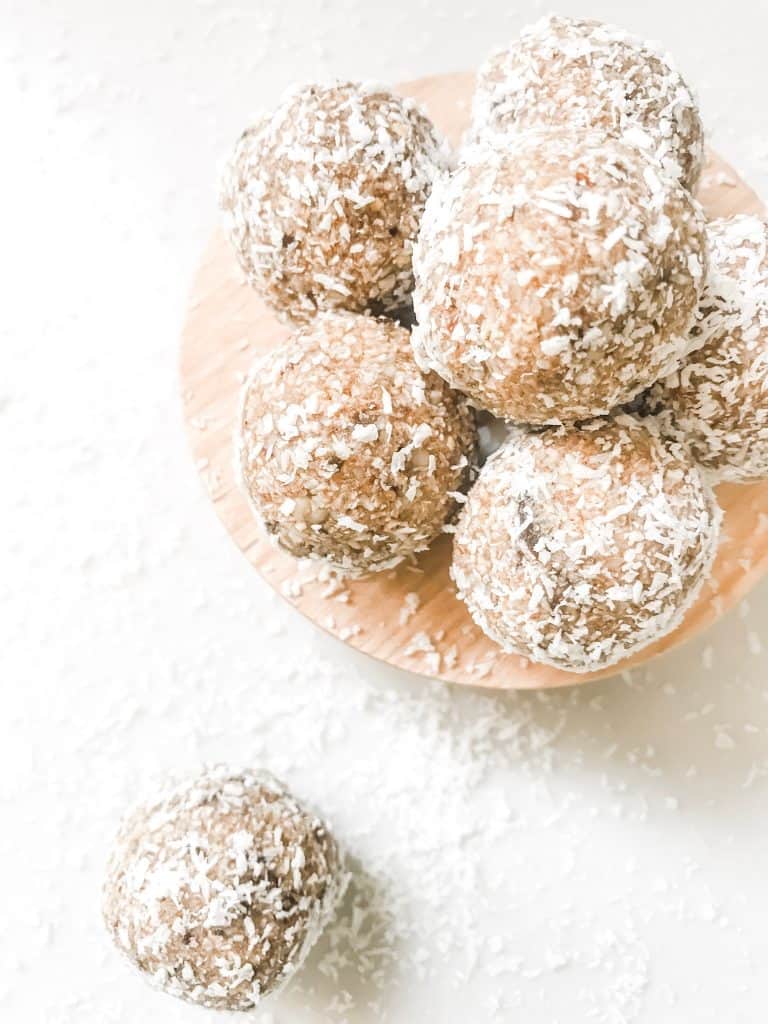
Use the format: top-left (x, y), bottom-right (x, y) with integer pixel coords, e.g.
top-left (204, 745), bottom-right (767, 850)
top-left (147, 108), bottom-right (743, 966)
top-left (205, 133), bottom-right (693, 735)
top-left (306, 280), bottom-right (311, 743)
top-left (180, 71), bottom-right (768, 690)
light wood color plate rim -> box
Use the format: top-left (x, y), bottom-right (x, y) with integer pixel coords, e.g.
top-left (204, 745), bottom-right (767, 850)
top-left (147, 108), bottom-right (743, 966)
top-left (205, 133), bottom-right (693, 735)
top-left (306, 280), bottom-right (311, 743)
top-left (180, 72), bottom-right (768, 690)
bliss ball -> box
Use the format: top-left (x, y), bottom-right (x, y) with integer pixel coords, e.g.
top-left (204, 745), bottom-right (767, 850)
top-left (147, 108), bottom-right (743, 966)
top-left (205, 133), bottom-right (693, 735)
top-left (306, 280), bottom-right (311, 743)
top-left (102, 766), bottom-right (346, 1011)
top-left (219, 81), bottom-right (448, 322)
top-left (470, 15), bottom-right (703, 191)
top-left (451, 418), bottom-right (721, 673)
top-left (412, 131), bottom-right (706, 424)
top-left (238, 312), bottom-right (477, 576)
top-left (649, 215), bottom-right (768, 483)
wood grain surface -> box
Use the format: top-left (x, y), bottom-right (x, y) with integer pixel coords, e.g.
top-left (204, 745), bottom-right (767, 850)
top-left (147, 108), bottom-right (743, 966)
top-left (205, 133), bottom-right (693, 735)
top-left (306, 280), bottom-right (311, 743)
top-left (179, 72), bottom-right (768, 690)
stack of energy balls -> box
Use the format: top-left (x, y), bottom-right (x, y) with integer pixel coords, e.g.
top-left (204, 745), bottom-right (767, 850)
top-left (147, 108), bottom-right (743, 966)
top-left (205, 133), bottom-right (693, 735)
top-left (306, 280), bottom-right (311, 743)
top-left (103, 16), bottom-right (768, 1017)
top-left (220, 14), bottom-right (768, 680)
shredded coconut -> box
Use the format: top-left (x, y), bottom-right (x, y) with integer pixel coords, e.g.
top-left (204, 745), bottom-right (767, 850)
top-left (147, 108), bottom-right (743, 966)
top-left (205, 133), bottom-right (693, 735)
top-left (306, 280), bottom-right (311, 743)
top-left (649, 214), bottom-right (768, 482)
top-left (102, 766), bottom-right (348, 1011)
top-left (451, 417), bottom-right (721, 672)
top-left (469, 15), bottom-right (704, 190)
top-left (238, 312), bottom-right (477, 575)
top-left (412, 130), bottom-right (706, 423)
top-left (219, 81), bottom-right (449, 321)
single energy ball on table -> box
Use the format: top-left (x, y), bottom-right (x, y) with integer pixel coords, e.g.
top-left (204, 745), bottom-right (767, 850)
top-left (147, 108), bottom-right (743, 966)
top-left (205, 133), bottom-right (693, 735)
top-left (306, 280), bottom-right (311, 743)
top-left (102, 766), bottom-right (346, 1011)
top-left (412, 131), bottom-right (707, 424)
top-left (219, 81), bottom-right (448, 322)
top-left (451, 418), bottom-right (721, 673)
top-left (648, 215), bottom-right (768, 483)
top-left (239, 312), bottom-right (477, 575)
top-left (470, 14), bottom-right (704, 191)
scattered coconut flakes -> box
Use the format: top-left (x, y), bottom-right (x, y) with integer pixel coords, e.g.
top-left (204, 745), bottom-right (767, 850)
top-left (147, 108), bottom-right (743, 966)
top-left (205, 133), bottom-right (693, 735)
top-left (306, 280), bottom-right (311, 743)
top-left (399, 591), bottom-right (421, 626)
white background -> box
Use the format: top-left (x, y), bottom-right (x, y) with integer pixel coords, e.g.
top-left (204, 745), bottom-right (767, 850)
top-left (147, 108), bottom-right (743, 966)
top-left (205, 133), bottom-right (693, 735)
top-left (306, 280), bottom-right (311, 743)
top-left (4, 1), bottom-right (768, 1021)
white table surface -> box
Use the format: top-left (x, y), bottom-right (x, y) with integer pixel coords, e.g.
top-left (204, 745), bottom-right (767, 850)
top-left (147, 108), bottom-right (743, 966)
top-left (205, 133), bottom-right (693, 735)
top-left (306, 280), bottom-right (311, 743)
top-left (4, 1), bottom-right (768, 1021)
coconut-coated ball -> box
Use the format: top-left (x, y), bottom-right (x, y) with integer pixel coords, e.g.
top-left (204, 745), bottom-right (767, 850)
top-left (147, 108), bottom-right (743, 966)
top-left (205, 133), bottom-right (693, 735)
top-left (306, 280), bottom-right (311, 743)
top-left (220, 81), bottom-right (448, 322)
top-left (649, 215), bottom-right (768, 482)
top-left (412, 132), bottom-right (707, 424)
top-left (239, 312), bottom-right (477, 575)
top-left (102, 766), bottom-right (346, 1011)
top-left (470, 15), bottom-right (704, 191)
top-left (451, 418), bottom-right (721, 673)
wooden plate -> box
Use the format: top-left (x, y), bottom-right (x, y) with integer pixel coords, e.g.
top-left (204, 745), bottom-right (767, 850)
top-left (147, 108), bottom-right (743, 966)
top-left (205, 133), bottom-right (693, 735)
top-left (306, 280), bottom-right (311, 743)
top-left (180, 72), bottom-right (768, 690)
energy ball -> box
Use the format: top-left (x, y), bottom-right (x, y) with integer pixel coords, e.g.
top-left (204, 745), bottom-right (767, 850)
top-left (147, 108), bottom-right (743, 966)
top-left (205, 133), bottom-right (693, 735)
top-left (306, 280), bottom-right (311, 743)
top-left (239, 312), bottom-right (477, 575)
top-left (103, 766), bottom-right (346, 1011)
top-left (470, 15), bottom-right (704, 191)
top-left (649, 215), bottom-right (768, 482)
top-left (412, 132), bottom-right (707, 424)
top-left (220, 81), bottom-right (447, 322)
top-left (451, 418), bottom-right (721, 673)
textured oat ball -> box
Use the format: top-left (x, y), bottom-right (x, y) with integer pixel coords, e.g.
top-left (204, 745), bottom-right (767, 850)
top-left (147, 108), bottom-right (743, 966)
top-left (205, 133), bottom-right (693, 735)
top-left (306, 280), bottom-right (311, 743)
top-left (648, 215), bottom-right (768, 483)
top-left (451, 418), bottom-right (721, 673)
top-left (470, 15), bottom-right (704, 191)
top-left (239, 312), bottom-right (477, 575)
top-left (103, 766), bottom-right (346, 1011)
top-left (412, 132), bottom-right (707, 424)
top-left (220, 81), bottom-right (448, 322)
